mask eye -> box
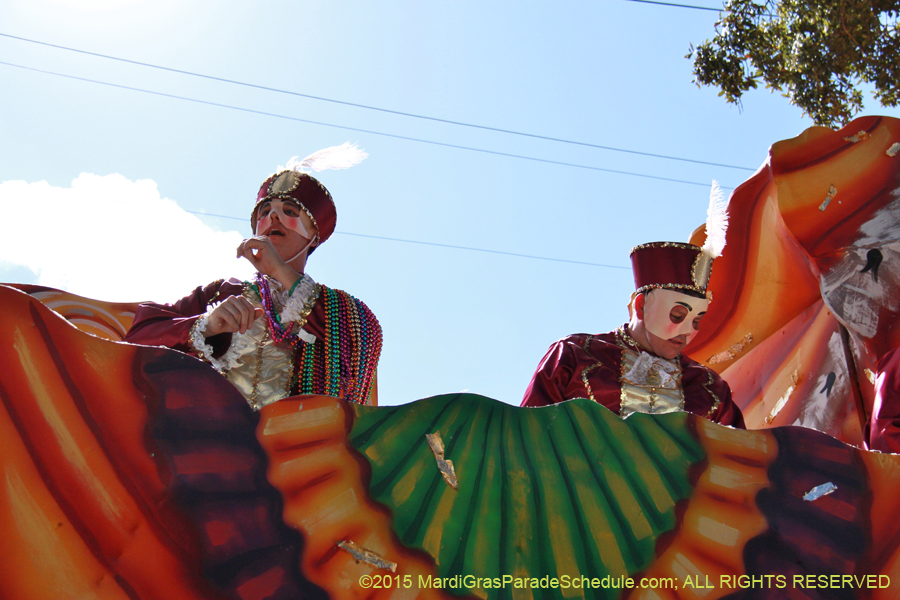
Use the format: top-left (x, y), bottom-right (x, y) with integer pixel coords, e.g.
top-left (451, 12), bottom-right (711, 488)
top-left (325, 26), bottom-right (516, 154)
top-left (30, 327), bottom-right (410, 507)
top-left (692, 315), bottom-right (703, 331)
top-left (258, 203), bottom-right (271, 218)
top-left (669, 305), bottom-right (688, 324)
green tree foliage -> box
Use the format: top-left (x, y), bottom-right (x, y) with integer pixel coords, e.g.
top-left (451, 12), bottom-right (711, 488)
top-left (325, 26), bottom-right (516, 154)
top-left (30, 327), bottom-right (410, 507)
top-left (689, 0), bottom-right (900, 127)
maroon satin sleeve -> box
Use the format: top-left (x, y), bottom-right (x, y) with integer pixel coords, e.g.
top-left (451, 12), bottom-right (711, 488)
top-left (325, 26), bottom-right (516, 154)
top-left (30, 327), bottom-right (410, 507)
top-left (124, 279), bottom-right (243, 357)
top-left (706, 378), bottom-right (745, 429)
top-left (867, 348), bottom-right (900, 453)
top-left (680, 359), bottom-right (745, 429)
top-left (521, 340), bottom-right (574, 407)
top-left (300, 295), bottom-right (327, 341)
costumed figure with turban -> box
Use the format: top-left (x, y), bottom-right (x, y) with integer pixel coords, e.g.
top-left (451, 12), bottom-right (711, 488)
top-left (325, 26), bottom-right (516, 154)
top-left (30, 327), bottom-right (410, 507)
top-left (126, 144), bottom-right (382, 408)
top-left (521, 183), bottom-right (744, 428)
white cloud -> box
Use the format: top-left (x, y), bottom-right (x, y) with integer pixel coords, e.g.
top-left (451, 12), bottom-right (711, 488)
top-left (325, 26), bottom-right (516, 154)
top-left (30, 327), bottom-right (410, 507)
top-left (0, 174), bottom-right (255, 302)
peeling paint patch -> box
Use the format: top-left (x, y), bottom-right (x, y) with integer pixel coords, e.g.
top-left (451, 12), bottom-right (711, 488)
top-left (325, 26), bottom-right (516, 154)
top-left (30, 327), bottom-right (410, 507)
top-left (766, 371), bottom-right (800, 424)
top-left (887, 143), bottom-right (900, 157)
top-left (426, 431), bottom-right (459, 490)
top-left (865, 368), bottom-right (876, 384)
top-left (819, 185), bottom-right (838, 211)
top-left (844, 130), bottom-right (869, 143)
top-left (337, 540), bottom-right (398, 572)
top-left (708, 333), bottom-right (754, 365)
top-left (803, 482), bottom-right (837, 501)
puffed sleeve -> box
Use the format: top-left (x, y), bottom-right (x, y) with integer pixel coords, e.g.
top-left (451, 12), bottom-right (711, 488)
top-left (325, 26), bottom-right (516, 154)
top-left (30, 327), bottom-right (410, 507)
top-left (709, 381), bottom-right (746, 429)
top-left (521, 340), bottom-right (575, 407)
top-left (125, 279), bottom-right (240, 357)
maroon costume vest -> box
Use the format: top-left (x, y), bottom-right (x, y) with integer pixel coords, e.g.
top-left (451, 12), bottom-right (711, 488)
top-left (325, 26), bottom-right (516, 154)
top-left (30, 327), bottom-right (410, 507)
top-left (521, 326), bottom-right (745, 428)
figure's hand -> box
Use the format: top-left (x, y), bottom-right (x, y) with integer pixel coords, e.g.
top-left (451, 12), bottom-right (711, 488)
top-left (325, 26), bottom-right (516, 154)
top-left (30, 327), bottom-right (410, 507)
top-left (236, 235), bottom-right (303, 290)
top-left (204, 295), bottom-right (264, 336)
top-left (237, 235), bottom-right (286, 278)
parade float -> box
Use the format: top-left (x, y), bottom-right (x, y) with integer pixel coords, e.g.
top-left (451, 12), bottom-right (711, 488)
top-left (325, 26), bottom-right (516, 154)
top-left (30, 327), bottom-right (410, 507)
top-left (3, 115), bottom-right (900, 599)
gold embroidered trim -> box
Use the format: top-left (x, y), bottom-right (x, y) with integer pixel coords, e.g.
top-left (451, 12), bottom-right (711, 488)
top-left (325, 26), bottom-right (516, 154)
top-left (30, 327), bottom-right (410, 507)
top-left (616, 326), bottom-right (642, 352)
top-left (582, 334), bottom-right (596, 358)
top-left (299, 204), bottom-right (321, 247)
top-left (615, 330), bottom-right (632, 414)
top-left (635, 282), bottom-right (712, 300)
top-left (269, 170), bottom-right (300, 195)
top-left (691, 250), bottom-right (713, 291)
top-left (630, 241), bottom-right (700, 255)
top-left (579, 335), bottom-right (599, 401)
top-left (702, 371), bottom-right (721, 418)
top-left (580, 335), bottom-right (620, 404)
top-left (205, 279), bottom-right (225, 308)
top-left (580, 365), bottom-right (599, 402)
top-left (294, 284), bottom-right (321, 331)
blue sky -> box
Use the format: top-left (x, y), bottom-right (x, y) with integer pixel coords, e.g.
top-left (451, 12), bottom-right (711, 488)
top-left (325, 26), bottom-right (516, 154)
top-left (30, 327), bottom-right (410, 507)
top-left (3, 0), bottom-right (899, 405)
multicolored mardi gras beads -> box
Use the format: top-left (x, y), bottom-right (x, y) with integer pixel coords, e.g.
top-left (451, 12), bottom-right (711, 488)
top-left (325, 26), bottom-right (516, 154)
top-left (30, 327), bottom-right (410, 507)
top-left (304, 285), bottom-right (381, 404)
top-left (253, 274), bottom-right (382, 405)
top-left (255, 273), bottom-right (302, 345)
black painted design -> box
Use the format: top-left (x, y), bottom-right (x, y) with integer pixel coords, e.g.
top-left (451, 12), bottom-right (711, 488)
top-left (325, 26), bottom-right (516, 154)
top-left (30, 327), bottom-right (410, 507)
top-left (860, 249), bottom-right (883, 282)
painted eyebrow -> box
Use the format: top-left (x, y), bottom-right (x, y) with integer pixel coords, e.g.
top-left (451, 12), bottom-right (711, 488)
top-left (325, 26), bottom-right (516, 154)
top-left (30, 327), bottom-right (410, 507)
top-left (675, 302), bottom-right (708, 317)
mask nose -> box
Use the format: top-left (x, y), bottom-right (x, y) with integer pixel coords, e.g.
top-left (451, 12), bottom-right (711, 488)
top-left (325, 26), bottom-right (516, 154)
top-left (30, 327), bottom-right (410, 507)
top-left (673, 318), bottom-right (695, 338)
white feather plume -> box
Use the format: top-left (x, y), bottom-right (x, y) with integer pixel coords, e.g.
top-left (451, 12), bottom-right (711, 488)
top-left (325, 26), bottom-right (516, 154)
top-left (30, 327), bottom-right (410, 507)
top-left (703, 180), bottom-right (729, 259)
top-left (284, 142), bottom-right (368, 174)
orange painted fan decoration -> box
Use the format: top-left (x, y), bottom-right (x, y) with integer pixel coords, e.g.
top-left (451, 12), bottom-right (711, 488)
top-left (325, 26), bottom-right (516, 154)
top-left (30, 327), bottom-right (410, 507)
top-left (685, 116), bottom-right (900, 446)
top-left (4, 115), bottom-right (900, 600)
top-left (5, 281), bottom-right (900, 600)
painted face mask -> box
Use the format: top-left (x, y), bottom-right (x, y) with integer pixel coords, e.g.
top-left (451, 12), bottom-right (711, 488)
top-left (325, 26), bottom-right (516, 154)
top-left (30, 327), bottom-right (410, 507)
top-left (643, 288), bottom-right (711, 342)
top-left (255, 199), bottom-right (314, 240)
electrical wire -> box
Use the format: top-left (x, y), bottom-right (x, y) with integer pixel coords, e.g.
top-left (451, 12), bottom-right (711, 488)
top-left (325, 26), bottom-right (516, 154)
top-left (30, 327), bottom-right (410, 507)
top-left (622, 0), bottom-right (722, 12)
top-left (0, 31), bottom-right (753, 172)
top-left (184, 210), bottom-right (632, 270)
top-left (0, 60), bottom-right (737, 189)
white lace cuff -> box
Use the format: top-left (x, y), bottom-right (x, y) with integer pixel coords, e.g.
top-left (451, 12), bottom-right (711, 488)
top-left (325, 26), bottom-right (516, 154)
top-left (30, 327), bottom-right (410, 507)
top-left (190, 314), bottom-right (243, 373)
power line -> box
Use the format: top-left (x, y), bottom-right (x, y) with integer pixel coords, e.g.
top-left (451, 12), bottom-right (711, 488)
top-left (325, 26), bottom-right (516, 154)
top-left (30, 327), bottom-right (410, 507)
top-left (0, 60), bottom-right (735, 190)
top-left (0, 31), bottom-right (752, 172)
top-left (623, 0), bottom-right (721, 12)
top-left (624, 0), bottom-right (775, 17)
top-left (185, 210), bottom-right (631, 270)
